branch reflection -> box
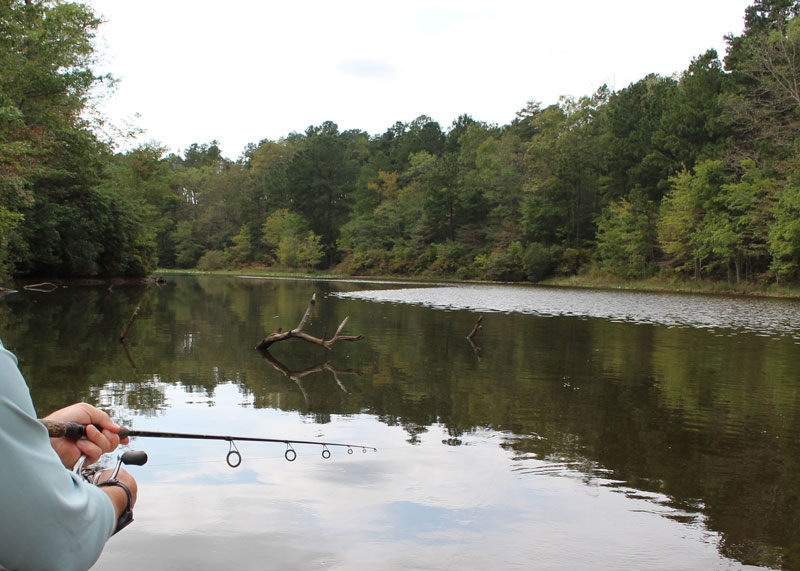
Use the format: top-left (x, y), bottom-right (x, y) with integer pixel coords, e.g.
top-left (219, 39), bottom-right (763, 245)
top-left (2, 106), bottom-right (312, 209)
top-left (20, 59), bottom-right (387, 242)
top-left (258, 349), bottom-right (359, 409)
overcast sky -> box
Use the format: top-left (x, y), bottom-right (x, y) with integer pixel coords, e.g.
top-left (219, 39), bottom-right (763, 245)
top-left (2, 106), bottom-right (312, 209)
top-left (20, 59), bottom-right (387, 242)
top-left (87, 0), bottom-right (754, 159)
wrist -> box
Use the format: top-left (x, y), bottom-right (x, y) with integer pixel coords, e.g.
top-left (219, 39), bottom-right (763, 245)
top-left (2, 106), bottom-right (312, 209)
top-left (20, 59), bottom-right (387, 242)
top-left (98, 480), bottom-right (134, 534)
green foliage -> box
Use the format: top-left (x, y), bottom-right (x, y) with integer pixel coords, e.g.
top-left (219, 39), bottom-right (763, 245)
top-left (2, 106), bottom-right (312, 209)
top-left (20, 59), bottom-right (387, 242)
top-left (480, 241), bottom-right (525, 281)
top-left (183, 141), bottom-right (224, 169)
top-left (0, 206), bottom-right (23, 284)
top-left (93, 185), bottom-right (157, 277)
top-left (275, 232), bottom-right (324, 270)
top-left (90, 144), bottom-right (176, 276)
top-left (259, 208), bottom-right (323, 270)
top-left (657, 160), bottom-right (774, 282)
top-left (196, 250), bottom-right (226, 271)
top-left (172, 221), bottom-right (202, 268)
top-left (597, 192), bottom-right (658, 278)
top-left (602, 75), bottom-right (679, 202)
top-left (0, 0), bottom-right (103, 126)
top-left (653, 50), bottom-right (727, 168)
top-left (261, 209), bottom-right (309, 260)
top-left (714, 161), bottom-right (774, 281)
top-left (658, 163), bottom-right (722, 279)
top-left (428, 241), bottom-right (467, 275)
top-left (522, 94), bottom-right (606, 248)
top-left (285, 122), bottom-right (362, 264)
top-left (522, 242), bottom-right (555, 282)
top-left (225, 225), bottom-right (254, 266)
top-left (0, 0), bottom-right (140, 278)
top-left (724, 3), bottom-right (800, 166)
top-left (4, 1), bottom-right (800, 288)
top-left (297, 232), bottom-right (324, 269)
top-left (769, 173), bottom-right (800, 280)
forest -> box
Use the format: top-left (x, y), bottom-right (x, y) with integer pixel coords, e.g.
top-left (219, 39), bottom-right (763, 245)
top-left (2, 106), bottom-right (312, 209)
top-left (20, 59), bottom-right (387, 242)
top-left (2, 0), bottom-right (800, 286)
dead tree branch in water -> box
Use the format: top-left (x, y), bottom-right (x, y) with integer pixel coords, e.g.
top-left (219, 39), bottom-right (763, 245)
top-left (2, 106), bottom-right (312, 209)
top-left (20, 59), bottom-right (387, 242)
top-left (119, 279), bottom-right (165, 341)
top-left (119, 306), bottom-right (141, 341)
top-left (255, 294), bottom-right (364, 350)
top-left (467, 316), bottom-right (483, 340)
top-left (466, 316), bottom-right (483, 359)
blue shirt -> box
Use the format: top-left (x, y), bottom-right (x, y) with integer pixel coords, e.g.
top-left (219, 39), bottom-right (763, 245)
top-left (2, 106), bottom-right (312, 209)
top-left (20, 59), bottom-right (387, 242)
top-left (0, 338), bottom-right (116, 571)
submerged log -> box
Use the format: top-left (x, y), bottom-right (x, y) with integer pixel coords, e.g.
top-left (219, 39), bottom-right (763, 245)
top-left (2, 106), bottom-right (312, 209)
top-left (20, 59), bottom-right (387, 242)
top-left (255, 294), bottom-right (364, 350)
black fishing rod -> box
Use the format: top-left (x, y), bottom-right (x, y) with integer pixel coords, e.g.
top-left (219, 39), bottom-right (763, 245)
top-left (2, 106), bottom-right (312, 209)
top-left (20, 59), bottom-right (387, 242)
top-left (41, 419), bottom-right (377, 466)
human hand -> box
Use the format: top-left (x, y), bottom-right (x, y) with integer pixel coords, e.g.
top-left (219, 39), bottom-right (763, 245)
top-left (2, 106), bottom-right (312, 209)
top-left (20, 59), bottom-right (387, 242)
top-left (43, 403), bottom-right (128, 468)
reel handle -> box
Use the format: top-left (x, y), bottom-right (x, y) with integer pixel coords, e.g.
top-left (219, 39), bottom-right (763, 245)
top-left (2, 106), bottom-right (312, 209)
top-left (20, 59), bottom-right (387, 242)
top-left (121, 450), bottom-right (148, 466)
top-left (109, 450), bottom-right (148, 480)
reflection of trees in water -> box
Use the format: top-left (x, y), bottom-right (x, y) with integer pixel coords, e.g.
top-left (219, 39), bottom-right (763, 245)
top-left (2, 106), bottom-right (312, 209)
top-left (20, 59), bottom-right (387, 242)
top-left (92, 379), bottom-right (168, 420)
top-left (3, 276), bottom-right (800, 569)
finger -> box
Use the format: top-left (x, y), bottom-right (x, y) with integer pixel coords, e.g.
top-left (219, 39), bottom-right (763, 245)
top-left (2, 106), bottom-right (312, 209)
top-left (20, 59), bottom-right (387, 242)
top-left (84, 406), bottom-right (120, 433)
top-left (85, 424), bottom-right (113, 455)
top-left (102, 428), bottom-right (121, 451)
top-left (77, 438), bottom-right (103, 465)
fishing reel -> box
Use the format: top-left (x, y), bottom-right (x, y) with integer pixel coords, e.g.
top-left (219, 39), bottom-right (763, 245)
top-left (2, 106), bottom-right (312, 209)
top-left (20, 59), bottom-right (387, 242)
top-left (73, 450), bottom-right (148, 534)
top-left (73, 449), bottom-right (148, 484)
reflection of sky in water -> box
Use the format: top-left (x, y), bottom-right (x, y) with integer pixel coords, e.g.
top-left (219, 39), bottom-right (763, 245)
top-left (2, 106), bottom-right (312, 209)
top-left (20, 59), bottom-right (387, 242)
top-left (91, 383), bottom-right (763, 571)
top-left (334, 285), bottom-right (800, 340)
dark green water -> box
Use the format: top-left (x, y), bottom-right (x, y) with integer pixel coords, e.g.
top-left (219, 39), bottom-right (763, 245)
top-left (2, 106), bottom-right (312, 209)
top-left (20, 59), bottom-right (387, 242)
top-left (1, 275), bottom-right (799, 570)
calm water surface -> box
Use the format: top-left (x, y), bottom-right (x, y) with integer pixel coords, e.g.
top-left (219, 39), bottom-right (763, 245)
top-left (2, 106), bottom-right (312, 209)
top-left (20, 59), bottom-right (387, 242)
top-left (1, 276), bottom-right (799, 570)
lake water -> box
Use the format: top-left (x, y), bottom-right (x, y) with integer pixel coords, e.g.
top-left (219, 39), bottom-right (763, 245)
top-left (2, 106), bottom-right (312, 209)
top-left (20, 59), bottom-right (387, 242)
top-left (1, 275), bottom-right (799, 570)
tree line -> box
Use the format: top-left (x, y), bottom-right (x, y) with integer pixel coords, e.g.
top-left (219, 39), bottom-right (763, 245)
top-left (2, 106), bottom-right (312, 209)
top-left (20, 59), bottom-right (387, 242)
top-left (3, 0), bottom-right (800, 285)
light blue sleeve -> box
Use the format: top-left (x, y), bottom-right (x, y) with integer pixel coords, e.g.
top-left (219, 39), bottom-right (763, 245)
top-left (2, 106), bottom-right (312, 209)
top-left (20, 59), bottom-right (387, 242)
top-left (0, 339), bottom-right (117, 571)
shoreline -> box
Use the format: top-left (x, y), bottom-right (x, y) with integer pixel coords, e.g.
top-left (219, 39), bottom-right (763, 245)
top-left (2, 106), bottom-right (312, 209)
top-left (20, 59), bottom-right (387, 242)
top-left (5, 270), bottom-right (800, 300)
top-left (158, 269), bottom-right (800, 300)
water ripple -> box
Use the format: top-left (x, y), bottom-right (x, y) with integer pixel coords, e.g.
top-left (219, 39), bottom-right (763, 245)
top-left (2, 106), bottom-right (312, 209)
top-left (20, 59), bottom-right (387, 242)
top-left (334, 285), bottom-right (800, 339)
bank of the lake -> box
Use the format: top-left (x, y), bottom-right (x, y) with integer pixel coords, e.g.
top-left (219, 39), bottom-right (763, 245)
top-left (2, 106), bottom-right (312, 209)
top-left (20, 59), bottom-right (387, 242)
top-left (154, 267), bottom-right (800, 300)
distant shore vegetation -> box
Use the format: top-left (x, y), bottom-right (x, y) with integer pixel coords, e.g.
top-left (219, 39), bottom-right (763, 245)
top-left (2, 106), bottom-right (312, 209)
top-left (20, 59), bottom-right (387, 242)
top-left (3, 1), bottom-right (800, 297)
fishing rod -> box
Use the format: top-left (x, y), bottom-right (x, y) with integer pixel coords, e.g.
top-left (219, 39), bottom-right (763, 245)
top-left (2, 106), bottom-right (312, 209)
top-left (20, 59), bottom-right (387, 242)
top-left (41, 419), bottom-right (378, 466)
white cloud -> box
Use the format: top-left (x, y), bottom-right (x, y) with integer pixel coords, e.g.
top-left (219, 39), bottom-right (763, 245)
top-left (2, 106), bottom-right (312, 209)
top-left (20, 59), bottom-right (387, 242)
top-left (338, 59), bottom-right (398, 80)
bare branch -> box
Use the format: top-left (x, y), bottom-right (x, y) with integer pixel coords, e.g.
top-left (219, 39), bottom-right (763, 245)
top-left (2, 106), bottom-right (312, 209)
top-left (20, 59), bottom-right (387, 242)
top-left (467, 316), bottom-right (483, 340)
top-left (466, 316), bottom-right (483, 360)
top-left (292, 293), bottom-right (316, 334)
top-left (255, 295), bottom-right (364, 350)
top-left (119, 305), bottom-right (141, 341)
